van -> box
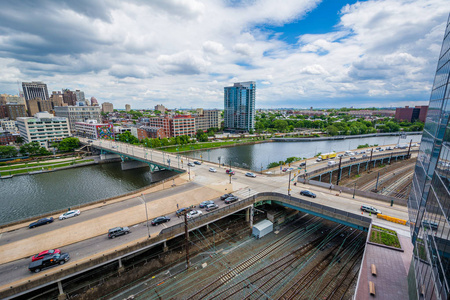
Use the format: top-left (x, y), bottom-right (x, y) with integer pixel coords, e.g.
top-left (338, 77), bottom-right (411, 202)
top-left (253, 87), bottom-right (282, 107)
top-left (328, 161), bottom-right (337, 166)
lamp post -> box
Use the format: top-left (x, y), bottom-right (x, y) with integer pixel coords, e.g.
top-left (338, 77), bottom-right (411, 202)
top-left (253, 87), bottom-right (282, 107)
top-left (288, 171), bottom-right (291, 196)
top-left (141, 193), bottom-right (150, 238)
top-left (353, 182), bottom-right (356, 199)
top-left (218, 156), bottom-right (221, 168)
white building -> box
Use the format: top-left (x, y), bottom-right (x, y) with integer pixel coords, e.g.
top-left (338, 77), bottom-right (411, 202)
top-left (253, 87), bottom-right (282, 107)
top-left (75, 120), bottom-right (114, 140)
top-left (54, 105), bottom-right (101, 133)
top-left (16, 112), bottom-right (70, 148)
top-left (0, 119), bottom-right (18, 133)
top-left (194, 109), bottom-right (221, 131)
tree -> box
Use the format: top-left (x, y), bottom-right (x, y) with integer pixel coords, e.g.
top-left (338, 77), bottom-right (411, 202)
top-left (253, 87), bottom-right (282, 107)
top-left (196, 129), bottom-right (208, 142)
top-left (273, 119), bottom-right (288, 132)
top-left (56, 137), bottom-right (80, 152)
top-left (326, 125), bottom-right (339, 136)
top-left (20, 142), bottom-right (41, 156)
top-left (117, 131), bottom-right (139, 144)
top-left (0, 145), bottom-right (18, 158)
top-left (15, 136), bottom-right (24, 144)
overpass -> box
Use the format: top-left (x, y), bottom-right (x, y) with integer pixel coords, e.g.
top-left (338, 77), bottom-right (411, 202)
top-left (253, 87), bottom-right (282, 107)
top-left (1, 192), bottom-right (371, 299)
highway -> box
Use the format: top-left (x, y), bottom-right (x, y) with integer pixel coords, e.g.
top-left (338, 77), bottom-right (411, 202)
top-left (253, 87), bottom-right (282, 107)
top-left (0, 139), bottom-right (412, 293)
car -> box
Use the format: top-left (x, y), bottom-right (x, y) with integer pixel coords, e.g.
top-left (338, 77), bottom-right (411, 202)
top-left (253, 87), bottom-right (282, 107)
top-left (31, 249), bottom-right (61, 262)
top-left (186, 210), bottom-right (203, 219)
top-left (316, 158), bottom-right (322, 162)
top-left (360, 150), bottom-right (366, 154)
top-left (282, 168), bottom-right (288, 172)
top-left (360, 205), bottom-right (382, 215)
top-left (151, 216), bottom-right (170, 226)
top-left (29, 217), bottom-right (54, 229)
top-left (209, 167), bottom-right (217, 173)
top-left (300, 190), bottom-right (316, 198)
top-left (108, 226), bottom-right (130, 239)
top-left (87, 140), bottom-right (93, 143)
top-left (287, 167), bottom-right (294, 172)
top-left (220, 193), bottom-right (234, 200)
top-left (199, 200), bottom-right (214, 208)
top-left (187, 162), bottom-right (195, 167)
top-left (59, 210), bottom-right (80, 220)
top-left (194, 161), bottom-right (202, 165)
top-left (337, 154), bottom-right (344, 157)
top-left (350, 157), bottom-right (356, 161)
top-left (299, 162), bottom-right (306, 167)
top-left (245, 172), bottom-right (256, 177)
top-left (176, 207), bottom-right (189, 216)
top-left (379, 148), bottom-right (384, 151)
top-left (224, 196), bottom-right (239, 204)
top-left (362, 154), bottom-right (368, 158)
top-left (375, 147), bottom-right (381, 150)
top-left (225, 169), bottom-right (235, 175)
top-left (206, 203), bottom-right (219, 211)
top-left (422, 220), bottom-right (438, 230)
top-left (28, 253), bottom-right (70, 273)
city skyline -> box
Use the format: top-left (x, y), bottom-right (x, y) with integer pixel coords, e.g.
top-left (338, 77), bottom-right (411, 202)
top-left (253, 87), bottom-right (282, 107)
top-left (0, 1), bottom-right (447, 110)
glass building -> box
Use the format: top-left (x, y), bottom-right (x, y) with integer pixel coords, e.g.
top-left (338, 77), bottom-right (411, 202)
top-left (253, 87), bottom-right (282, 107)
top-left (224, 81), bottom-right (256, 132)
top-left (408, 14), bottom-right (450, 300)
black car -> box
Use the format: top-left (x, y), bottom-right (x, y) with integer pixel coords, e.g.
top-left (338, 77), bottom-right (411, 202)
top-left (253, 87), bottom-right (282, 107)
top-left (199, 200), bottom-right (214, 208)
top-left (220, 193), bottom-right (234, 200)
top-left (151, 216), bottom-right (170, 226)
top-left (108, 227), bottom-right (130, 239)
top-left (300, 162), bottom-right (306, 167)
top-left (224, 196), bottom-right (239, 204)
top-left (350, 157), bottom-right (356, 161)
top-left (194, 161), bottom-right (202, 165)
top-left (28, 253), bottom-right (70, 273)
top-left (29, 217), bottom-right (54, 229)
top-left (300, 190), bottom-right (316, 198)
top-left (176, 207), bottom-right (189, 217)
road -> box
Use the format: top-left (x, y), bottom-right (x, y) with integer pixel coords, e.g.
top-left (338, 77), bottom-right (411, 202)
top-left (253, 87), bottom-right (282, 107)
top-left (0, 139), bottom-right (412, 292)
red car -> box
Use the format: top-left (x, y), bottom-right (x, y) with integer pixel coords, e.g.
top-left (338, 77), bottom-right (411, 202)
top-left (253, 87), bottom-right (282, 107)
top-left (31, 249), bottom-right (61, 262)
top-left (226, 169), bottom-right (235, 175)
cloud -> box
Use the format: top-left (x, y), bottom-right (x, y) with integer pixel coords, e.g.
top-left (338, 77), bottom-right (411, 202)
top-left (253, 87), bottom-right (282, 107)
top-left (233, 43), bottom-right (253, 56)
top-left (202, 41), bottom-right (225, 55)
top-left (157, 51), bottom-right (210, 75)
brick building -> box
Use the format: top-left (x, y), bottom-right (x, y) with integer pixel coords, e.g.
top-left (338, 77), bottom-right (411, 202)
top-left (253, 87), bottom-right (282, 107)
top-left (137, 126), bottom-right (167, 139)
top-left (0, 104), bottom-right (27, 120)
top-left (0, 132), bottom-right (19, 145)
top-left (148, 115), bottom-right (195, 137)
top-left (395, 106), bottom-right (428, 122)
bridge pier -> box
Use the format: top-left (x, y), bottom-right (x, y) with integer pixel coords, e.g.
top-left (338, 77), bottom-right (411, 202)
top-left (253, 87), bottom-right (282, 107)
top-left (357, 164), bottom-right (360, 174)
top-left (163, 240), bottom-right (169, 252)
top-left (247, 206), bottom-right (254, 228)
top-left (121, 160), bottom-right (149, 171)
top-left (118, 258), bottom-right (125, 274)
top-left (329, 172), bottom-right (332, 184)
top-left (57, 281), bottom-right (66, 300)
top-left (348, 165), bottom-right (352, 177)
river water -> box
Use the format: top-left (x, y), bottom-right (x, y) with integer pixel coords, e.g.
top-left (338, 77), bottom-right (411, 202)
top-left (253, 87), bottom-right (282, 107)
top-left (0, 163), bottom-right (176, 225)
top-left (187, 134), bottom-right (423, 171)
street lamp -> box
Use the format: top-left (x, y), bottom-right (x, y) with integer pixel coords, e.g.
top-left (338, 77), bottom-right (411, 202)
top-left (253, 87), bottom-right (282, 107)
top-left (353, 182), bottom-right (356, 199)
top-left (141, 193), bottom-right (150, 238)
top-left (218, 156), bottom-right (221, 168)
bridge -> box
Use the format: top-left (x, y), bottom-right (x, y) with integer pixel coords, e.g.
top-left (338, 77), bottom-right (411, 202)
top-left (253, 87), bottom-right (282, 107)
top-left (0, 138), bottom-right (410, 299)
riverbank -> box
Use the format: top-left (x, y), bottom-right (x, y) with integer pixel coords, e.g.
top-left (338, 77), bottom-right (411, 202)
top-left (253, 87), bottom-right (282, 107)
top-left (272, 131), bottom-right (422, 142)
top-left (160, 138), bottom-right (269, 153)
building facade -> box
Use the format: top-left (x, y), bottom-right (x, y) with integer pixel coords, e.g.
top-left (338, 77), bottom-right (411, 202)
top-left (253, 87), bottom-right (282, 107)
top-left (54, 106), bottom-right (102, 133)
top-left (17, 112), bottom-right (70, 148)
top-left (395, 106), bottom-right (429, 123)
top-left (224, 81), bottom-right (255, 132)
top-left (194, 109), bottom-right (221, 131)
top-left (148, 115), bottom-right (195, 137)
top-left (0, 94), bottom-right (25, 106)
top-left (22, 81), bottom-right (49, 101)
top-left (1, 120), bottom-right (18, 133)
top-left (125, 104), bottom-right (131, 112)
top-left (0, 104), bottom-right (27, 120)
top-left (137, 126), bottom-right (167, 139)
top-left (407, 15), bottom-right (450, 300)
top-left (102, 102), bottom-right (114, 113)
top-left (154, 104), bottom-right (166, 113)
top-left (26, 96), bottom-right (63, 117)
top-left (62, 89), bottom-right (78, 106)
top-left (75, 120), bottom-right (114, 140)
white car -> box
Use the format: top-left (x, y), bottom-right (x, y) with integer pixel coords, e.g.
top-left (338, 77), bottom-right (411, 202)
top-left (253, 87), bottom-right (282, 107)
top-left (209, 167), bottom-right (217, 173)
top-left (245, 172), bottom-right (256, 177)
top-left (59, 210), bottom-right (80, 220)
top-left (186, 210), bottom-right (203, 219)
top-left (187, 162), bottom-right (195, 167)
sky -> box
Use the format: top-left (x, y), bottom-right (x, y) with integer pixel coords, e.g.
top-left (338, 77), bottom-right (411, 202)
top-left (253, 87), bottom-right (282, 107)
top-left (0, 0), bottom-right (448, 110)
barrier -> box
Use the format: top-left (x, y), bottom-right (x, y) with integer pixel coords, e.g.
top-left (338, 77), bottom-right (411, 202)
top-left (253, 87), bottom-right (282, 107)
top-left (376, 214), bottom-right (407, 225)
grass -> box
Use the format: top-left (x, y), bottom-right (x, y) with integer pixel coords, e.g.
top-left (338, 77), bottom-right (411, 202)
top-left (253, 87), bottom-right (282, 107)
top-left (162, 140), bottom-right (246, 152)
top-left (0, 159), bottom-right (83, 171)
top-left (370, 225), bottom-right (401, 248)
top-left (0, 159), bottom-right (94, 176)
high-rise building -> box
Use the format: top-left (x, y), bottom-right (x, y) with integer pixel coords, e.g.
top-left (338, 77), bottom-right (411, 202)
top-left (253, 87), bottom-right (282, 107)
top-left (26, 95), bottom-right (63, 117)
top-left (0, 104), bottom-right (27, 120)
top-left (102, 102), bottom-right (114, 113)
top-left (194, 109), bottom-right (221, 131)
top-left (0, 94), bottom-right (25, 106)
top-left (54, 105), bottom-right (101, 133)
top-left (224, 81), bottom-right (255, 132)
top-left (22, 82), bottom-right (49, 101)
top-left (62, 89), bottom-right (77, 106)
top-left (155, 104), bottom-right (166, 113)
top-left (125, 104), bottom-right (131, 112)
top-left (74, 90), bottom-right (85, 104)
top-left (407, 15), bottom-right (450, 300)
top-left (91, 97), bottom-right (98, 106)
top-left (17, 112), bottom-right (70, 148)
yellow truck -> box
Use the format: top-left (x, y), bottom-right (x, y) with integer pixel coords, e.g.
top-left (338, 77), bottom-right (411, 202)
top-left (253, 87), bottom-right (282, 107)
top-left (320, 152), bottom-right (337, 160)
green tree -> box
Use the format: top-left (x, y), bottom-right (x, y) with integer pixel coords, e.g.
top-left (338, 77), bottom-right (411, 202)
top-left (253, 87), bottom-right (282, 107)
top-left (56, 137), bottom-right (80, 152)
top-left (20, 142), bottom-right (41, 156)
top-left (196, 129), bottom-right (208, 142)
top-left (273, 119), bottom-right (288, 132)
top-left (0, 145), bottom-right (18, 158)
top-left (118, 131), bottom-right (139, 144)
top-left (15, 136), bottom-right (24, 144)
top-left (326, 125), bottom-right (339, 136)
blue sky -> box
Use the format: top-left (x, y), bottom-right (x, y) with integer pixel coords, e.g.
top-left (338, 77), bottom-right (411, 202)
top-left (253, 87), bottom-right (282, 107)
top-left (0, 0), bottom-right (448, 109)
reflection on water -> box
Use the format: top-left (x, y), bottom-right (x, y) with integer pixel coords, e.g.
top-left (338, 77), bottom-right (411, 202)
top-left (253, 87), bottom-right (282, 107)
top-left (0, 162), bottom-right (175, 225)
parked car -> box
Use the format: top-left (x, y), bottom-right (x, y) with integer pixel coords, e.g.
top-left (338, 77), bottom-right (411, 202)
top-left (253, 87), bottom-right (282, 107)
top-left (187, 162), bottom-right (195, 167)
top-left (362, 154), bottom-right (368, 158)
top-left (151, 216), bottom-right (170, 226)
top-left (206, 203), bottom-right (219, 211)
top-left (31, 249), bottom-right (61, 262)
top-left (287, 167), bottom-right (294, 172)
top-left (375, 147), bottom-right (381, 150)
top-left (87, 140), bottom-right (93, 143)
top-left (194, 161), bottom-right (201, 165)
top-left (29, 217), bottom-right (54, 229)
top-left (199, 200), bottom-right (214, 208)
top-left (186, 210), bottom-right (203, 219)
top-left (337, 154), bottom-right (344, 157)
top-left (28, 253), bottom-right (70, 273)
top-left (360, 205), bottom-right (382, 215)
top-left (209, 167), bottom-right (217, 173)
top-left (300, 190), bottom-right (316, 198)
top-left (59, 210), bottom-right (81, 220)
top-left (108, 226), bottom-right (130, 239)
top-left (422, 220), bottom-right (438, 230)
top-left (176, 207), bottom-right (189, 216)
top-left (360, 150), bottom-right (366, 154)
top-left (245, 172), bottom-right (256, 177)
top-left (226, 169), bottom-right (235, 175)
top-left (220, 193), bottom-right (234, 200)
top-left (350, 157), bottom-right (356, 161)
top-left (316, 158), bottom-right (322, 162)
top-left (224, 196), bottom-right (239, 204)
top-left (282, 168), bottom-right (288, 172)
top-left (299, 162), bottom-right (306, 167)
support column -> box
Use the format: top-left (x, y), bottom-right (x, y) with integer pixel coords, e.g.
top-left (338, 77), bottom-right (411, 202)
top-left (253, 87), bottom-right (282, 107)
top-left (357, 164), bottom-right (360, 174)
top-left (118, 258), bottom-right (125, 274)
top-left (246, 208), bottom-right (250, 222)
top-left (348, 165), bottom-right (352, 177)
top-left (163, 240), bottom-right (169, 252)
top-left (249, 206), bottom-right (253, 228)
top-left (206, 224), bottom-right (210, 231)
top-left (319, 174), bottom-right (322, 181)
top-left (57, 281), bottom-right (66, 300)
top-left (329, 172), bottom-right (332, 184)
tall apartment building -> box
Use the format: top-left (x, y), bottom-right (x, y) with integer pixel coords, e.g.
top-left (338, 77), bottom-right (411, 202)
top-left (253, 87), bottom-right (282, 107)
top-left (125, 104), bottom-right (131, 112)
top-left (0, 94), bottom-right (25, 106)
top-left (74, 90), bottom-right (85, 104)
top-left (407, 15), bottom-right (450, 300)
top-left (0, 104), bottom-right (27, 120)
top-left (102, 102), bottom-right (114, 113)
top-left (194, 109), bottom-right (221, 131)
top-left (148, 115), bottom-right (195, 137)
top-left (62, 89), bottom-right (78, 106)
top-left (17, 112), bottom-right (70, 148)
top-left (22, 81), bottom-right (49, 101)
top-left (91, 97), bottom-right (98, 106)
top-left (54, 105), bottom-right (101, 133)
top-left (395, 106), bottom-right (428, 123)
top-left (224, 81), bottom-right (255, 132)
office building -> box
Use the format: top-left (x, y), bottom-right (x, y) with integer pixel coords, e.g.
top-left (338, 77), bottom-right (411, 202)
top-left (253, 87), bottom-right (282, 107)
top-left (22, 82), bottom-right (49, 101)
top-left (155, 104), bottom-right (166, 114)
top-left (395, 106), bottom-right (429, 123)
top-left (91, 97), bottom-right (99, 106)
top-left (407, 15), bottom-right (450, 300)
top-left (74, 90), bottom-right (85, 104)
top-left (0, 94), bottom-right (25, 106)
top-left (137, 126), bottom-right (167, 139)
top-left (17, 112), bottom-right (70, 148)
top-left (194, 109), bottom-right (221, 131)
top-left (148, 115), bottom-right (195, 137)
top-left (62, 89), bottom-right (78, 106)
top-left (125, 104), bottom-right (131, 112)
top-left (75, 120), bottom-right (114, 140)
top-left (224, 81), bottom-right (255, 132)
top-left (1, 120), bottom-right (18, 133)
top-left (54, 106), bottom-right (101, 133)
top-left (26, 96), bottom-right (63, 117)
top-left (102, 102), bottom-right (114, 113)
top-left (0, 104), bottom-right (27, 120)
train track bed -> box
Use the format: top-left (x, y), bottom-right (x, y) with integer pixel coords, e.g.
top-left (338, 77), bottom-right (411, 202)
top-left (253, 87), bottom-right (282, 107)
top-left (134, 215), bottom-right (366, 299)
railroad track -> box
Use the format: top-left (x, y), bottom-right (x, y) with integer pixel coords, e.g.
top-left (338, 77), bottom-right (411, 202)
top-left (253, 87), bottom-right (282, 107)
top-left (358, 163), bottom-right (413, 192)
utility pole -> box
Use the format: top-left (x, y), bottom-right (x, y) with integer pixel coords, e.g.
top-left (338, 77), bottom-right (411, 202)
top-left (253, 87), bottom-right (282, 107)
top-left (288, 171), bottom-right (291, 196)
top-left (353, 182), bottom-right (356, 199)
top-left (184, 212), bottom-right (190, 269)
top-left (368, 148), bottom-right (373, 171)
top-left (407, 139), bottom-right (412, 159)
top-left (336, 156), bottom-right (342, 185)
top-left (375, 171), bottom-right (380, 192)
